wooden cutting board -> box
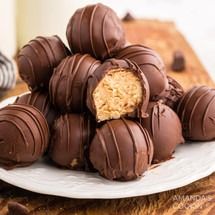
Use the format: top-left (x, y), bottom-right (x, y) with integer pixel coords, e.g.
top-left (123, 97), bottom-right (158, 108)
top-left (123, 19), bottom-right (215, 90)
top-left (0, 19), bottom-right (215, 215)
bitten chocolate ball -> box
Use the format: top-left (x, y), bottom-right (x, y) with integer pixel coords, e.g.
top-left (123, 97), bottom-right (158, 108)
top-left (141, 102), bottom-right (184, 163)
top-left (90, 119), bottom-right (154, 181)
top-left (151, 76), bottom-right (184, 110)
top-left (0, 104), bottom-right (49, 169)
top-left (87, 58), bottom-right (149, 122)
top-left (49, 114), bottom-right (96, 170)
top-left (177, 86), bottom-right (215, 141)
top-left (116, 45), bottom-right (168, 98)
top-left (15, 91), bottom-right (57, 127)
top-left (49, 54), bottom-right (100, 113)
top-left (18, 35), bottom-right (70, 90)
top-left (66, 3), bottom-right (126, 60)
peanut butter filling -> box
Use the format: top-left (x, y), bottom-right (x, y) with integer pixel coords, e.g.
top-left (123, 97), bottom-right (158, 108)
top-left (93, 69), bottom-right (143, 121)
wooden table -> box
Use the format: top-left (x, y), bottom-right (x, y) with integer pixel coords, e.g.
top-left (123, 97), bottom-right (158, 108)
top-left (0, 20), bottom-right (215, 214)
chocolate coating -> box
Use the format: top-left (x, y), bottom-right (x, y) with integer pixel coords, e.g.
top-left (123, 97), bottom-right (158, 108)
top-left (15, 91), bottom-right (57, 127)
top-left (18, 35), bottom-right (70, 90)
top-left (49, 113), bottom-right (96, 170)
top-left (87, 58), bottom-right (150, 121)
top-left (66, 3), bottom-right (126, 60)
top-left (171, 50), bottom-right (186, 71)
top-left (49, 54), bottom-right (100, 113)
top-left (177, 86), bottom-right (215, 141)
top-left (0, 104), bottom-right (49, 169)
top-left (151, 76), bottom-right (184, 110)
top-left (116, 44), bottom-right (168, 98)
top-left (90, 119), bottom-right (153, 181)
top-left (141, 102), bottom-right (184, 163)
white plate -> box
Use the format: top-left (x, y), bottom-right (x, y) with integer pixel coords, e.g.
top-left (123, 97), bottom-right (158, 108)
top-left (0, 96), bottom-right (215, 199)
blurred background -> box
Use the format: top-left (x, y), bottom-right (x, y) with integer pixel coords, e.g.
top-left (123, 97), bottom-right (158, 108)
top-left (0, 0), bottom-right (215, 80)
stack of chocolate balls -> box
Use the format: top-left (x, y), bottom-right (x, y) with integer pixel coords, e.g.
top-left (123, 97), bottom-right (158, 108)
top-left (0, 3), bottom-right (215, 181)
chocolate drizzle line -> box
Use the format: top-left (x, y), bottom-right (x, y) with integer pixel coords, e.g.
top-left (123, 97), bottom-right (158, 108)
top-left (7, 105), bottom-right (48, 154)
top-left (188, 89), bottom-right (211, 137)
top-left (66, 3), bottom-right (125, 60)
top-left (106, 121), bottom-right (122, 172)
top-left (102, 9), bottom-right (110, 58)
top-left (50, 58), bottom-right (68, 107)
top-left (15, 91), bottom-right (56, 127)
top-left (137, 122), bottom-right (153, 165)
top-left (90, 4), bottom-right (98, 58)
top-left (18, 36), bottom-right (70, 90)
top-left (79, 115), bottom-right (84, 165)
top-left (33, 39), bottom-right (52, 69)
top-left (117, 46), bottom-right (164, 71)
top-left (121, 118), bottom-right (138, 177)
top-left (202, 95), bottom-right (215, 136)
top-left (96, 127), bottom-right (112, 177)
top-left (49, 54), bottom-right (100, 113)
top-left (177, 86), bottom-right (215, 140)
top-left (90, 119), bottom-right (153, 180)
top-left (0, 104), bottom-right (49, 168)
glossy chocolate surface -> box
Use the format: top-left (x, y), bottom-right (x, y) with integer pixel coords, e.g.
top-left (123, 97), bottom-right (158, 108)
top-left (0, 104), bottom-right (49, 169)
top-left (49, 54), bottom-right (100, 113)
top-left (90, 118), bottom-right (153, 181)
top-left (116, 44), bottom-right (168, 98)
top-left (18, 35), bottom-right (70, 90)
top-left (49, 113), bottom-right (96, 170)
top-left (66, 3), bottom-right (126, 60)
top-left (15, 91), bottom-right (57, 127)
top-left (151, 76), bottom-right (184, 110)
top-left (141, 102), bottom-right (184, 163)
top-left (177, 86), bottom-right (215, 141)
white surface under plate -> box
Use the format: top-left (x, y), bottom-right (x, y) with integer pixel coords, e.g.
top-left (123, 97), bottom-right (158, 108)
top-left (0, 96), bottom-right (215, 199)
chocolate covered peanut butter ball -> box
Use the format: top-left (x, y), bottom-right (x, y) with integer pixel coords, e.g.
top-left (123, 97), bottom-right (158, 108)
top-left (49, 54), bottom-right (100, 113)
top-left (116, 45), bottom-right (168, 98)
top-left (66, 3), bottom-right (126, 60)
top-left (49, 113), bottom-right (96, 170)
top-left (0, 104), bottom-right (49, 169)
top-left (90, 119), bottom-right (153, 181)
top-left (18, 35), bottom-right (70, 90)
top-left (15, 91), bottom-right (57, 127)
top-left (141, 102), bottom-right (184, 163)
top-left (177, 86), bottom-right (215, 141)
top-left (87, 58), bottom-right (149, 121)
